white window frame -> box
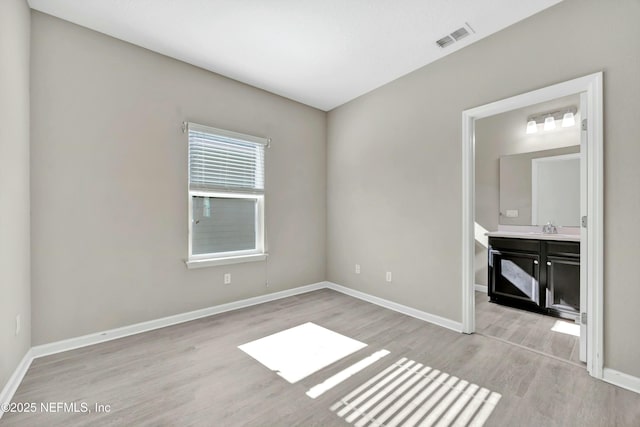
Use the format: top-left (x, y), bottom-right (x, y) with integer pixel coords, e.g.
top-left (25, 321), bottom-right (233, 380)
top-left (184, 123), bottom-right (268, 269)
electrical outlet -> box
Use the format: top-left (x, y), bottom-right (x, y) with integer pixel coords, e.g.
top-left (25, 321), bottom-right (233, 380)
top-left (265, 281), bottom-right (270, 288)
top-left (15, 315), bottom-right (20, 336)
top-left (355, 264), bottom-right (361, 274)
top-left (386, 272), bottom-right (392, 282)
top-left (224, 273), bottom-right (231, 285)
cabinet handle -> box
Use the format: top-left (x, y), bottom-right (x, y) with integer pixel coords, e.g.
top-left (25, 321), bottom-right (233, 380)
top-left (547, 261), bottom-right (552, 266)
top-left (533, 260), bottom-right (539, 265)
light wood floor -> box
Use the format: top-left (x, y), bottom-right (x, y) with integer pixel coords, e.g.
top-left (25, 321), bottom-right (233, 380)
top-left (3, 289), bottom-right (639, 426)
top-left (475, 291), bottom-right (581, 365)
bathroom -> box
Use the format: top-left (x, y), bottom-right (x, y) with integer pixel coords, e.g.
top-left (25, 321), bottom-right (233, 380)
top-left (473, 93), bottom-right (584, 365)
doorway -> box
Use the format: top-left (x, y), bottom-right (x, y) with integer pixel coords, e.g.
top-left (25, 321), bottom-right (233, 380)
top-left (461, 73), bottom-right (603, 379)
top-left (474, 95), bottom-right (584, 364)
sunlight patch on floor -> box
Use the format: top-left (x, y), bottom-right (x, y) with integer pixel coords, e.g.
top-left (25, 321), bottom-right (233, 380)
top-left (238, 322), bottom-right (367, 383)
top-left (550, 319), bottom-right (580, 337)
top-left (307, 349), bottom-right (390, 399)
top-left (331, 358), bottom-right (501, 427)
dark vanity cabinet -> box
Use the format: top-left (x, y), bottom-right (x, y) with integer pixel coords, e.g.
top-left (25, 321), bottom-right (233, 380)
top-left (488, 237), bottom-right (580, 320)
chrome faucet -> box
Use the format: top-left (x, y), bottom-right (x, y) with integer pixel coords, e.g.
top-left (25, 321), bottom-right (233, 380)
top-left (542, 221), bottom-right (557, 234)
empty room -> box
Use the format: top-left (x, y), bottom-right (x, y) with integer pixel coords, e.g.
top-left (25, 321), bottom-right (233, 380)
top-left (1, 0), bottom-right (639, 425)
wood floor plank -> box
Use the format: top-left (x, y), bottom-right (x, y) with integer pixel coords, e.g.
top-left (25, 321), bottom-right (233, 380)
top-left (2, 289), bottom-right (639, 426)
top-left (475, 290), bottom-right (581, 365)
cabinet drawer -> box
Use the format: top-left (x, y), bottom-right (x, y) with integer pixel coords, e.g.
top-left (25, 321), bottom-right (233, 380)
top-left (546, 241), bottom-right (580, 257)
top-left (489, 237), bottom-right (540, 253)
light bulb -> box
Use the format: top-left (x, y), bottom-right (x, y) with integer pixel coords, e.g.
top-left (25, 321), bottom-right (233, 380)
top-left (544, 116), bottom-right (556, 131)
top-left (562, 112), bottom-right (575, 127)
top-left (526, 120), bottom-right (538, 134)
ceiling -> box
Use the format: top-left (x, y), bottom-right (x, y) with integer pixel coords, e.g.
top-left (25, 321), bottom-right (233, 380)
top-left (28, 0), bottom-right (562, 111)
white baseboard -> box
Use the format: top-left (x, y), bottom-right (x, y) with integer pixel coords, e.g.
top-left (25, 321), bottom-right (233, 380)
top-left (0, 349), bottom-right (34, 420)
top-left (474, 284), bottom-right (488, 293)
top-left (31, 281), bottom-right (326, 359)
top-left (326, 282), bottom-right (463, 333)
top-left (603, 368), bottom-right (640, 395)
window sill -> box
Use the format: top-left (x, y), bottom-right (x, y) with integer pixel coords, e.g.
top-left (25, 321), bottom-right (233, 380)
top-left (185, 253), bottom-right (268, 269)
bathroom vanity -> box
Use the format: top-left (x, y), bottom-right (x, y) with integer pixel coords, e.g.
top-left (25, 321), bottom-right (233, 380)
top-left (486, 232), bottom-right (580, 321)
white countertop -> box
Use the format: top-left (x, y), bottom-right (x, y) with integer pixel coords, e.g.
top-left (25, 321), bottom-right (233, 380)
top-left (486, 230), bottom-right (580, 242)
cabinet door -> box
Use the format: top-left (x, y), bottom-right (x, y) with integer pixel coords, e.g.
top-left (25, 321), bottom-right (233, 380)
top-left (545, 255), bottom-right (580, 319)
top-left (489, 250), bottom-right (541, 306)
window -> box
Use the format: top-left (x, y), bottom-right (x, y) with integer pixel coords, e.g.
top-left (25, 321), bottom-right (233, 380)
top-left (186, 122), bottom-right (268, 268)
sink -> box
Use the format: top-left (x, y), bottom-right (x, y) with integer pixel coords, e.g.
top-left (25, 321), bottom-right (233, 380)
top-left (486, 230), bottom-right (580, 241)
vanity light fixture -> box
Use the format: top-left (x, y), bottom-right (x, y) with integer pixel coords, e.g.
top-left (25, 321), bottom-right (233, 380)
top-left (526, 105), bottom-right (577, 134)
top-left (562, 111), bottom-right (576, 127)
top-left (544, 116), bottom-right (556, 131)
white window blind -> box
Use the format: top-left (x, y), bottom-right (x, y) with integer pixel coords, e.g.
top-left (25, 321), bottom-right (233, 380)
top-left (188, 123), bottom-right (266, 193)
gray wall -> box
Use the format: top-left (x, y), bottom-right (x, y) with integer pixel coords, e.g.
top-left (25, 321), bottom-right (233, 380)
top-left (0, 0), bottom-right (31, 389)
top-left (30, 12), bottom-right (327, 345)
top-left (327, 0), bottom-right (640, 377)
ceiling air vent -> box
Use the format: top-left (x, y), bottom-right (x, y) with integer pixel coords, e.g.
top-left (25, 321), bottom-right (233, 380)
top-left (450, 27), bottom-right (469, 41)
top-left (435, 23), bottom-right (475, 48)
top-left (436, 35), bottom-right (455, 48)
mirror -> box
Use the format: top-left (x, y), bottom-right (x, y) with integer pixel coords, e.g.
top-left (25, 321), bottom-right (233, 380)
top-left (499, 146), bottom-right (580, 226)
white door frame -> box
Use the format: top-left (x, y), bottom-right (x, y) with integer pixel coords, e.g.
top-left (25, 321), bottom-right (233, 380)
top-left (461, 72), bottom-right (604, 378)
